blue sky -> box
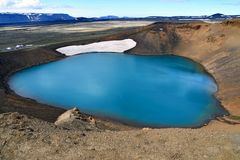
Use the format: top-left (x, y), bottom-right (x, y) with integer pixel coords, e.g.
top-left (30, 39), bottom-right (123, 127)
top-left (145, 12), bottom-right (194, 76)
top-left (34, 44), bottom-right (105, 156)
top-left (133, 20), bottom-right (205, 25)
top-left (0, 0), bottom-right (240, 17)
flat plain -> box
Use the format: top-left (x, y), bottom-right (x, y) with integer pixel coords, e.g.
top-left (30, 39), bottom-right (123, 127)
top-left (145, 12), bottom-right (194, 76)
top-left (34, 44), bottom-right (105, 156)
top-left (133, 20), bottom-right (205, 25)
top-left (0, 21), bottom-right (154, 52)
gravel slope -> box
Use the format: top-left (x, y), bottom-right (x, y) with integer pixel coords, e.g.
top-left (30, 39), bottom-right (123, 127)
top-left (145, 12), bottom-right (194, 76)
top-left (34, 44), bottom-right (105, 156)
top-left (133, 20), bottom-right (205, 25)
top-left (1, 112), bottom-right (240, 160)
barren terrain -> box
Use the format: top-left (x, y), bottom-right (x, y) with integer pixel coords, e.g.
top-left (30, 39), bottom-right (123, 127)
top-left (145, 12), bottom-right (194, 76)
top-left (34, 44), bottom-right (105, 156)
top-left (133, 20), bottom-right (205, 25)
top-left (0, 21), bottom-right (153, 52)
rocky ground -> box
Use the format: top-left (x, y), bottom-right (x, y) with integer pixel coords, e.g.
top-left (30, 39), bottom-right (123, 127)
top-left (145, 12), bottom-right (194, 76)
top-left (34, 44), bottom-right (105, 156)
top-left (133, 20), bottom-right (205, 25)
top-left (0, 112), bottom-right (240, 160)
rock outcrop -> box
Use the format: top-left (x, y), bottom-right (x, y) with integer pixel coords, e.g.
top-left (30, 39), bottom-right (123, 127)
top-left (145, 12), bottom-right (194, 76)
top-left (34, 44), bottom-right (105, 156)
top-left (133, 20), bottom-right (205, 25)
top-left (55, 107), bottom-right (82, 125)
top-left (54, 108), bottom-right (98, 131)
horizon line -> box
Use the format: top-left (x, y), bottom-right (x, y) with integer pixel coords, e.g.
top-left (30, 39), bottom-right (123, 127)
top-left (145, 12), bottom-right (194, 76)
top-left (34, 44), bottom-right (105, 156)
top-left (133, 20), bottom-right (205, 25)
top-left (1, 12), bottom-right (240, 18)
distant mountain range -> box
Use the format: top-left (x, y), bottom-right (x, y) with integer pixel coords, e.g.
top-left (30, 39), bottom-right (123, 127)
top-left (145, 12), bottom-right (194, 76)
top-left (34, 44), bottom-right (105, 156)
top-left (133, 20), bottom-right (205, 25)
top-left (0, 13), bottom-right (240, 25)
top-left (0, 13), bottom-right (75, 24)
top-left (77, 13), bottom-right (240, 22)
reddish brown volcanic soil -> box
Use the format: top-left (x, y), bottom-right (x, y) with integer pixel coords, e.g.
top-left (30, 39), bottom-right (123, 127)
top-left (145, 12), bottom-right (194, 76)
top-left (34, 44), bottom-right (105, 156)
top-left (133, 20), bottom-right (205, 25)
top-left (127, 22), bottom-right (240, 117)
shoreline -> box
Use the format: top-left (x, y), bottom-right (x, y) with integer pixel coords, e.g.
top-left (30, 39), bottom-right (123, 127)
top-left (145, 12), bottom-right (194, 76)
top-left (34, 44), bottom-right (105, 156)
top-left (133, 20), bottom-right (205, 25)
top-left (2, 50), bottom-right (231, 129)
top-left (0, 21), bottom-right (239, 130)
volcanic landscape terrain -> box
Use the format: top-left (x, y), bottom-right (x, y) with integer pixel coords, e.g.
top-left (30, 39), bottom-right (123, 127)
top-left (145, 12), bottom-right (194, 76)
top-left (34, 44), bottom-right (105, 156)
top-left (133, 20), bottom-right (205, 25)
top-left (0, 20), bottom-right (240, 160)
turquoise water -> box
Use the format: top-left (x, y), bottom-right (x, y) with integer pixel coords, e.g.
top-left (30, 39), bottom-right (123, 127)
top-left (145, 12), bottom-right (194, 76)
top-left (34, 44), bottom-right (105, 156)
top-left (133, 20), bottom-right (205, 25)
top-left (9, 53), bottom-right (227, 128)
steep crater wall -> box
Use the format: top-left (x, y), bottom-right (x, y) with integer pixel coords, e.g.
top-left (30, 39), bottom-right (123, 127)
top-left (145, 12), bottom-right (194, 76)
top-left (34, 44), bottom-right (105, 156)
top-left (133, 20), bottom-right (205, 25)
top-left (127, 22), bottom-right (240, 116)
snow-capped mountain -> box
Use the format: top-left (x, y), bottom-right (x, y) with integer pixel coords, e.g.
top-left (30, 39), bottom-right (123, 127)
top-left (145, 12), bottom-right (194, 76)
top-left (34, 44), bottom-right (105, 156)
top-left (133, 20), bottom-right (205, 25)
top-left (0, 13), bottom-right (239, 25)
top-left (99, 15), bottom-right (119, 20)
top-left (0, 13), bottom-right (75, 24)
top-left (76, 14), bottom-right (240, 22)
top-left (139, 14), bottom-right (238, 21)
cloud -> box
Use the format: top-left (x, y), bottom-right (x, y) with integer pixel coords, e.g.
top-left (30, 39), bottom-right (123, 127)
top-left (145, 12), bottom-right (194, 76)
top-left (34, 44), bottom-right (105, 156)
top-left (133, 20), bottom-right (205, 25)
top-left (0, 0), bottom-right (77, 14)
top-left (0, 0), bottom-right (42, 9)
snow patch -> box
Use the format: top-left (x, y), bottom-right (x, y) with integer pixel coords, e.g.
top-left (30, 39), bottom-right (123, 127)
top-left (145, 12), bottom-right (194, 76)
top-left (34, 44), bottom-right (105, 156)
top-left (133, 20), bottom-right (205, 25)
top-left (56, 39), bottom-right (137, 56)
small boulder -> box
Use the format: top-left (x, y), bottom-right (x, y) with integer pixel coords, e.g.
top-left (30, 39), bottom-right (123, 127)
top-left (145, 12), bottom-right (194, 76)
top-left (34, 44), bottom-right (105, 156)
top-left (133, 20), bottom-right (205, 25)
top-left (88, 116), bottom-right (96, 125)
top-left (54, 107), bottom-right (81, 125)
top-left (142, 127), bottom-right (151, 131)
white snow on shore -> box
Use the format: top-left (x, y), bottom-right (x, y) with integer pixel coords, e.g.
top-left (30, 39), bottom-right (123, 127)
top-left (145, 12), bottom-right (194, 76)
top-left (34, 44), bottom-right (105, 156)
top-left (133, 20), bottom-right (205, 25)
top-left (56, 39), bottom-right (137, 56)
